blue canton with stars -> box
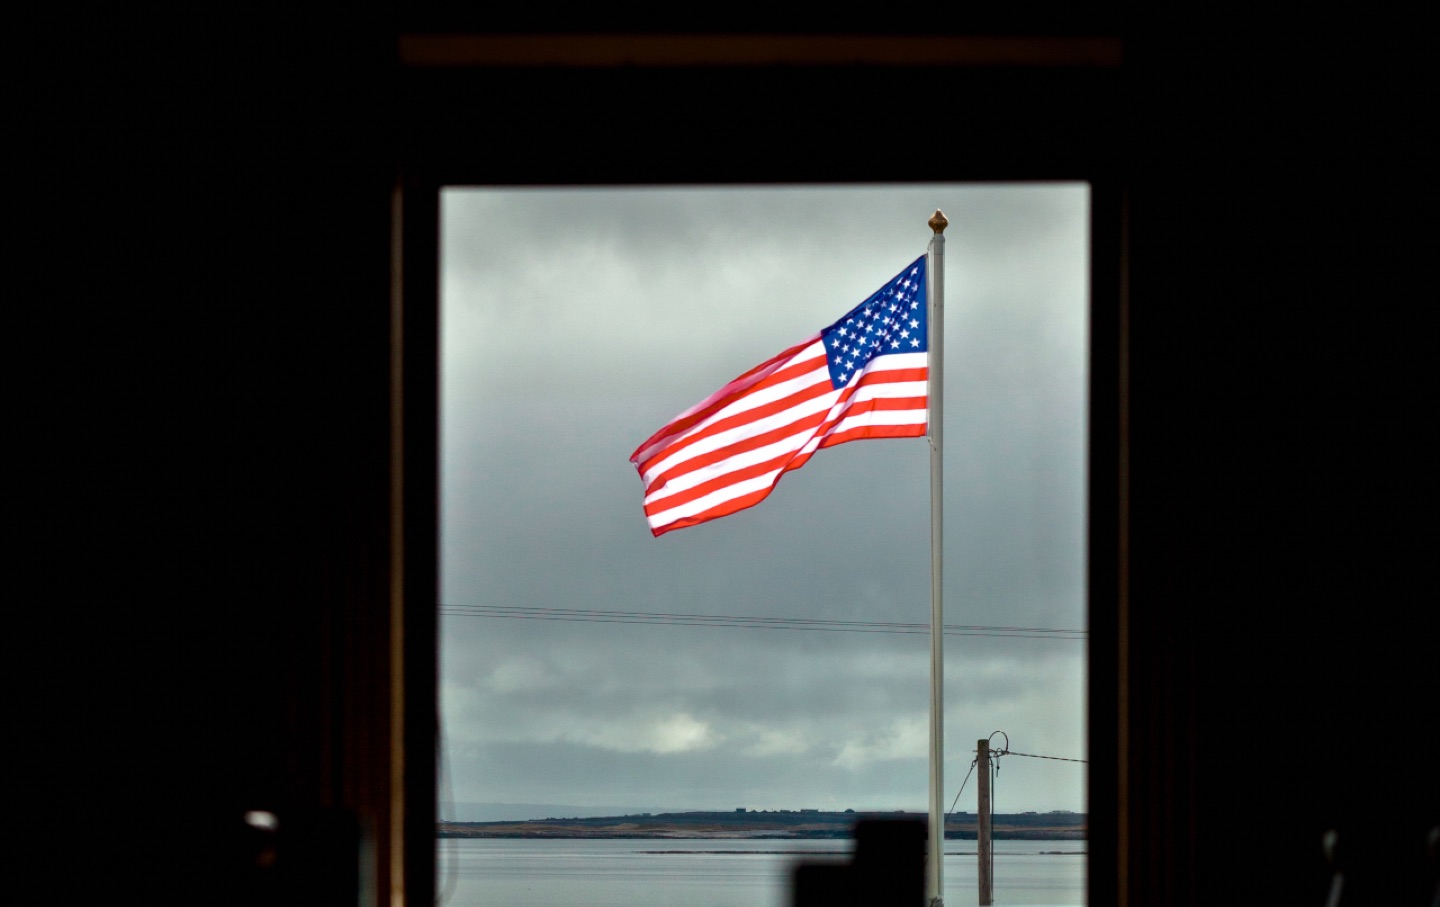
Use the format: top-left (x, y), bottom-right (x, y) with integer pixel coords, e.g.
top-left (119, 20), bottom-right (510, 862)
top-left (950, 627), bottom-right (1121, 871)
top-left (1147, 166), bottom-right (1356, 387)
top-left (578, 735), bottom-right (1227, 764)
top-left (819, 255), bottom-right (928, 389)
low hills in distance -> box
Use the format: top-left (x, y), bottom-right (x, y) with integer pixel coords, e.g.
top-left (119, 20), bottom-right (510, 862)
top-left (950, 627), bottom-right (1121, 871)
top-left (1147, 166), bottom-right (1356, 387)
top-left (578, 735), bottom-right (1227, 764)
top-left (439, 809), bottom-right (1085, 840)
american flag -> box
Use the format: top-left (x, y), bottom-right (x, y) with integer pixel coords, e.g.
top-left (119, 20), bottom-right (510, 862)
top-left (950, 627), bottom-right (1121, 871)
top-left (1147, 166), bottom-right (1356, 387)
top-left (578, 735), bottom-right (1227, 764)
top-left (630, 255), bottom-right (929, 536)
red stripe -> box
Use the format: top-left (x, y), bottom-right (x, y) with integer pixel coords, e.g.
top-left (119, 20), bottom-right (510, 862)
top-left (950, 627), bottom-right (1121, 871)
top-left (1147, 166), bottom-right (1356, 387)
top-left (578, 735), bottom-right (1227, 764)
top-left (817, 422), bottom-right (927, 449)
top-left (840, 394), bottom-right (928, 416)
top-left (643, 447), bottom-right (798, 516)
top-left (639, 351), bottom-right (927, 534)
top-left (854, 365), bottom-right (927, 387)
top-left (630, 341), bottom-right (820, 460)
top-left (644, 359), bottom-right (874, 495)
top-left (802, 382), bottom-right (926, 447)
top-left (634, 350), bottom-right (827, 472)
top-left (643, 400), bottom-right (830, 497)
top-left (645, 395), bottom-right (926, 536)
top-left (650, 487), bottom-right (774, 537)
top-left (646, 368), bottom-right (926, 499)
top-left (648, 447), bottom-right (822, 537)
top-left (641, 361), bottom-right (925, 483)
top-left (649, 402), bottom-right (925, 522)
top-left (648, 412), bottom-right (921, 523)
top-left (639, 372), bottom-right (833, 485)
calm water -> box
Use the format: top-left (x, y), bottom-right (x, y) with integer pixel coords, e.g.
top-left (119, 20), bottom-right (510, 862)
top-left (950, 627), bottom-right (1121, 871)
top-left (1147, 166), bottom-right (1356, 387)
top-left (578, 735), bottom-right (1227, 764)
top-left (436, 838), bottom-right (1085, 907)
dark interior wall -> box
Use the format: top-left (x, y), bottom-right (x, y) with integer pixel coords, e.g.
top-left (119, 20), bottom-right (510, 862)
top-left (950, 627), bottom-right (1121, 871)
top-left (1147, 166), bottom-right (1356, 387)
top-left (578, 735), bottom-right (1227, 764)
top-left (1120, 31), bottom-right (1436, 906)
top-left (21, 26), bottom-right (410, 905)
top-left (22, 19), bottom-right (1434, 906)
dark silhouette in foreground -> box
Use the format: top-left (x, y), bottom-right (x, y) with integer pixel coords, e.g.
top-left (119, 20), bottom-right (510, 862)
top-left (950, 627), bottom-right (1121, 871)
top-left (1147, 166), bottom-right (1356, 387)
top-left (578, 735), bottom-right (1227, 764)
top-left (792, 818), bottom-right (926, 907)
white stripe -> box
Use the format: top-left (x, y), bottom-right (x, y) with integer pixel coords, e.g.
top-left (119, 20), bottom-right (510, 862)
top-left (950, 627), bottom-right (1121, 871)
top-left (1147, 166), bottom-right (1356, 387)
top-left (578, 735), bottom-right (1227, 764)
top-left (645, 364), bottom-right (927, 530)
top-left (648, 428), bottom-right (833, 530)
top-left (641, 383), bottom-right (838, 491)
top-left (643, 420), bottom-right (820, 507)
top-left (845, 378), bottom-right (928, 402)
top-left (848, 350), bottom-right (927, 375)
top-left (809, 374), bottom-right (926, 435)
top-left (641, 358), bottom-right (925, 487)
top-left (647, 468), bottom-right (785, 529)
top-left (635, 345), bottom-right (923, 470)
top-left (645, 396), bottom-right (926, 515)
top-left (657, 349), bottom-right (827, 442)
top-left (830, 407), bottom-right (928, 433)
top-left (649, 334), bottom-right (822, 428)
top-left (636, 349), bottom-right (829, 472)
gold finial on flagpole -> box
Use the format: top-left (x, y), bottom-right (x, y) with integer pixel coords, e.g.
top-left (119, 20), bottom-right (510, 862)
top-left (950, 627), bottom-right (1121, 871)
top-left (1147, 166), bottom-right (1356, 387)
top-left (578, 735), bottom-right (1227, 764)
top-left (929, 209), bottom-right (949, 234)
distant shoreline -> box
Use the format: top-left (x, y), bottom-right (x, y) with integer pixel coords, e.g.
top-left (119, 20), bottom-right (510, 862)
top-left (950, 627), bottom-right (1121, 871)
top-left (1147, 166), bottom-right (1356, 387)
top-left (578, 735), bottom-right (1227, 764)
top-left (438, 809), bottom-right (1086, 841)
top-left (629, 849), bottom-right (1087, 855)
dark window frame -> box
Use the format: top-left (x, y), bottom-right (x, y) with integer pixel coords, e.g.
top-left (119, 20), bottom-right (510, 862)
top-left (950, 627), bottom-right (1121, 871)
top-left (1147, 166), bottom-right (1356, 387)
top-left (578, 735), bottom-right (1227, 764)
top-left (395, 35), bottom-right (1127, 906)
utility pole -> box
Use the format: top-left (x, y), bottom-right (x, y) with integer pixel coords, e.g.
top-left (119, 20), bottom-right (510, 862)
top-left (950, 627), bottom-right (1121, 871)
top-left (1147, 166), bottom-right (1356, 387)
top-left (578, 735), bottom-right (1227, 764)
top-left (977, 738), bottom-right (993, 906)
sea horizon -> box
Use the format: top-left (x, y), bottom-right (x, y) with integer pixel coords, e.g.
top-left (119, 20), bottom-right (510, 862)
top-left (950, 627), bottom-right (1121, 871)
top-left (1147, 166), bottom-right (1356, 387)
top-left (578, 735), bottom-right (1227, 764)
top-left (443, 801), bottom-right (1086, 823)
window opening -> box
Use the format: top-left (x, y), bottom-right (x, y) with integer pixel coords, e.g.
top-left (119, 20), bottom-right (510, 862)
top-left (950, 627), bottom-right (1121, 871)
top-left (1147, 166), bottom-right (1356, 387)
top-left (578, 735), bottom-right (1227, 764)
top-left (437, 184), bottom-right (1089, 906)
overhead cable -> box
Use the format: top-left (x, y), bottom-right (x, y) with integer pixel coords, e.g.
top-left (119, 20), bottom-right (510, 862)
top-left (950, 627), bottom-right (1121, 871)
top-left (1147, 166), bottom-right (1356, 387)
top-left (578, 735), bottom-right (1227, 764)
top-left (440, 603), bottom-right (1086, 640)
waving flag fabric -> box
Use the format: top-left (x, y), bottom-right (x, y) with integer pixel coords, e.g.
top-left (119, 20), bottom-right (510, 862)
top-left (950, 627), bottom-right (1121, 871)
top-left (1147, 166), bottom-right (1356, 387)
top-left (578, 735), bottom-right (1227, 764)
top-left (630, 255), bottom-right (929, 536)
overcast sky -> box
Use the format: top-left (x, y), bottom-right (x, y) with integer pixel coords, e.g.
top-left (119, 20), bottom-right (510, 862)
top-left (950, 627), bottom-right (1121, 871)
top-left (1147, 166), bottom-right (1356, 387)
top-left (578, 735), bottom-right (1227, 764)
top-left (439, 184), bottom-right (1088, 821)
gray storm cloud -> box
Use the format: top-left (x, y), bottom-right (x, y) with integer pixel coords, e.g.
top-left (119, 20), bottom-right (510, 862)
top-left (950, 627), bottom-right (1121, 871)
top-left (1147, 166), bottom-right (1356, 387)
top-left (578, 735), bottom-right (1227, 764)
top-left (440, 184), bottom-right (1088, 818)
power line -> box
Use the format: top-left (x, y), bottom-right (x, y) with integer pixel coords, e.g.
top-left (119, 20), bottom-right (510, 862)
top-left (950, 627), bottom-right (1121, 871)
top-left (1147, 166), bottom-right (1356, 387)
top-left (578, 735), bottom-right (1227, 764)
top-left (439, 603), bottom-right (1086, 640)
top-left (996, 749), bottom-right (1088, 764)
top-left (948, 733), bottom-right (1087, 819)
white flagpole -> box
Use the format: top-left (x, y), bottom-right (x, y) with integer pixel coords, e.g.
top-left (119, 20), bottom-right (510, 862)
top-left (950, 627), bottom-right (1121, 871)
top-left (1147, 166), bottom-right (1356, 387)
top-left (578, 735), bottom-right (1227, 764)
top-left (926, 209), bottom-right (948, 907)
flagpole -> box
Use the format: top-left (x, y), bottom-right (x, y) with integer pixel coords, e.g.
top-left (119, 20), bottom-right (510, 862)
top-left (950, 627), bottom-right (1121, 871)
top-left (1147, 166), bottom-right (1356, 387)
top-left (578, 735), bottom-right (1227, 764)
top-left (926, 209), bottom-right (948, 907)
